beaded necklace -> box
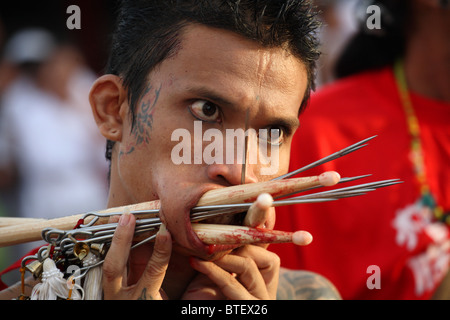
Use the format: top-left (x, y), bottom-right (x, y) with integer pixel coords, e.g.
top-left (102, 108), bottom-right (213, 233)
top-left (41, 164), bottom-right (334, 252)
top-left (393, 59), bottom-right (450, 225)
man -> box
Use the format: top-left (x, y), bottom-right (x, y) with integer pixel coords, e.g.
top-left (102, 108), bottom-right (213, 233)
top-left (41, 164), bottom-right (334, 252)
top-left (0, 1), bottom-right (341, 300)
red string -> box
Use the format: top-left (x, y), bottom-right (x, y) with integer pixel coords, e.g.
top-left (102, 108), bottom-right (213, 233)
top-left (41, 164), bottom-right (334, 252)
top-left (0, 246), bottom-right (43, 290)
top-left (73, 218), bottom-right (85, 229)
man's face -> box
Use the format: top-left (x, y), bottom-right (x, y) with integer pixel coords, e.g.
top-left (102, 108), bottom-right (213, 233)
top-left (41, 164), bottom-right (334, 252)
top-left (108, 24), bottom-right (308, 259)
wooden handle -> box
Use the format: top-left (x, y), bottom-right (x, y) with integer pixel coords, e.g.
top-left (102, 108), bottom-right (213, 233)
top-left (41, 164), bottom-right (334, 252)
top-left (0, 217), bottom-right (46, 228)
top-left (0, 172), bottom-right (339, 247)
top-left (197, 175), bottom-right (323, 206)
top-left (0, 200), bottom-right (161, 247)
top-left (193, 223), bottom-right (311, 246)
top-left (193, 224), bottom-right (294, 245)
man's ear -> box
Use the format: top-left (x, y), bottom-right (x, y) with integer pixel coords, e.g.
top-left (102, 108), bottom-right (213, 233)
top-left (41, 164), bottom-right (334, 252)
top-left (89, 74), bottom-right (128, 142)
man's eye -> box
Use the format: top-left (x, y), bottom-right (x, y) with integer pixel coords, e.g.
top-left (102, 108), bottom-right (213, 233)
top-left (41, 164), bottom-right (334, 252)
top-left (259, 127), bottom-right (285, 146)
top-left (188, 100), bottom-right (220, 122)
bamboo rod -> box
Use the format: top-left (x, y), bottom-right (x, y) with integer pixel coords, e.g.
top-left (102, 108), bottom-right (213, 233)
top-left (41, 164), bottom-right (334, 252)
top-left (0, 217), bottom-right (46, 228)
top-left (0, 200), bottom-right (161, 247)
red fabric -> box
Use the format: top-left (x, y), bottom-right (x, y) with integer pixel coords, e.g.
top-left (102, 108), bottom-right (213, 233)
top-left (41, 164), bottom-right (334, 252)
top-left (271, 67), bottom-right (450, 299)
top-left (0, 246), bottom-right (42, 291)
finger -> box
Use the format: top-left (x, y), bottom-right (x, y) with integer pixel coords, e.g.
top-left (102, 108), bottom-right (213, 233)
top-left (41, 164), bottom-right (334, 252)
top-left (231, 245), bottom-right (280, 297)
top-left (102, 212), bottom-right (135, 297)
top-left (219, 255), bottom-right (267, 297)
top-left (136, 223), bottom-right (172, 299)
top-left (214, 250), bottom-right (276, 299)
top-left (190, 257), bottom-right (257, 300)
top-left (244, 193), bottom-right (273, 227)
top-left (181, 273), bottom-right (227, 300)
top-left (243, 193), bottom-right (275, 250)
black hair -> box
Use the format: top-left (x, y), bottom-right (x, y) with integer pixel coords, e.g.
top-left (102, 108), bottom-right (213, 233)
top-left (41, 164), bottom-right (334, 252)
top-left (104, 0), bottom-right (321, 162)
top-left (335, 0), bottom-right (410, 79)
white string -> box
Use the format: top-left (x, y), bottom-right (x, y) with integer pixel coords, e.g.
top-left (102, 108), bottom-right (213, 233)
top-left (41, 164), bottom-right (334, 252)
top-left (30, 258), bottom-right (84, 300)
top-left (82, 251), bottom-right (103, 300)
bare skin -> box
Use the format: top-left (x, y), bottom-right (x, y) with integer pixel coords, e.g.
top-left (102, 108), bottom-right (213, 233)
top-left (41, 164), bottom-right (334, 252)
top-left (404, 0), bottom-right (450, 102)
top-left (277, 269), bottom-right (341, 300)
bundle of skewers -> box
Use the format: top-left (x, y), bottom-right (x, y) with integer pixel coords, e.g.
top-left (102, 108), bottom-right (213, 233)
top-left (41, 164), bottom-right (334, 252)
top-left (0, 136), bottom-right (402, 299)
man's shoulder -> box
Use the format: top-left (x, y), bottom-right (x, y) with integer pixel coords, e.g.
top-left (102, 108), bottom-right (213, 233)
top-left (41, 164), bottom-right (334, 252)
top-left (276, 268), bottom-right (342, 300)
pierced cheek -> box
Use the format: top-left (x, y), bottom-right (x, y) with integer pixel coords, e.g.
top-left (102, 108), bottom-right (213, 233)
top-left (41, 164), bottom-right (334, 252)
top-left (153, 181), bottom-right (200, 239)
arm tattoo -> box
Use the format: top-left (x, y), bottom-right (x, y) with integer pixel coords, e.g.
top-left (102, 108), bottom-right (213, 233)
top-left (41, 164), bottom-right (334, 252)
top-left (277, 269), bottom-right (342, 300)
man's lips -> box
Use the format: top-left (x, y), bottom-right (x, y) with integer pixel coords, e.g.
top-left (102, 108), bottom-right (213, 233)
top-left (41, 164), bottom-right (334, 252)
top-left (162, 183), bottom-right (229, 255)
top-left (160, 182), bottom-right (248, 257)
top-left (185, 185), bottom-right (247, 255)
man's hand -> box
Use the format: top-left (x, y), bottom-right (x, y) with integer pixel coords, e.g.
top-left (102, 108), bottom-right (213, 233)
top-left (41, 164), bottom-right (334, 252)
top-left (185, 244), bottom-right (280, 300)
top-left (183, 193), bottom-right (312, 300)
top-left (102, 213), bottom-right (172, 300)
top-left (101, 195), bottom-right (312, 300)
top-left (182, 195), bottom-right (279, 300)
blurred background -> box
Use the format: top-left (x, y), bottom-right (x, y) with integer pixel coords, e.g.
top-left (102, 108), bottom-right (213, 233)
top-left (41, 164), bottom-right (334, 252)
top-left (0, 1), bottom-right (117, 75)
top-left (0, 0), bottom-right (119, 284)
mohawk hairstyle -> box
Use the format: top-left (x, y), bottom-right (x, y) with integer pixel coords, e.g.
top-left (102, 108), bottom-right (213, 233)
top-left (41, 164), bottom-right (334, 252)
top-left (104, 0), bottom-right (321, 162)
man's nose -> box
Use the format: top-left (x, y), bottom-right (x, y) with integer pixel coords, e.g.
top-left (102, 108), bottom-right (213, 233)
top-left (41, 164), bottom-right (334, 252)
top-left (206, 161), bottom-right (258, 186)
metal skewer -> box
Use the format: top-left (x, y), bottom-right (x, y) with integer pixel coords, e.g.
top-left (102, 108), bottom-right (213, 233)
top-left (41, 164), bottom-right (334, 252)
top-left (273, 135), bottom-right (377, 180)
top-left (241, 109), bottom-right (250, 185)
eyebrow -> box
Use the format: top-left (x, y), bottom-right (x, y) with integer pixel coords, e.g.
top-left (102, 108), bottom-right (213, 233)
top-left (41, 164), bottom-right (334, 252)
top-left (185, 86), bottom-right (237, 111)
top-left (272, 116), bottom-right (300, 132)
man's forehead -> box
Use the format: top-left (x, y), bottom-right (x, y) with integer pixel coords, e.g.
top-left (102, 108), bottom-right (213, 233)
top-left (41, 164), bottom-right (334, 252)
top-left (163, 26), bottom-right (306, 99)
top-left (174, 23), bottom-right (304, 70)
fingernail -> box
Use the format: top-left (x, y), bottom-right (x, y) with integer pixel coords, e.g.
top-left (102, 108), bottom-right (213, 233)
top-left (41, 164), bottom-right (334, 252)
top-left (157, 223), bottom-right (171, 245)
top-left (119, 212), bottom-right (131, 226)
top-left (158, 223), bottom-right (168, 235)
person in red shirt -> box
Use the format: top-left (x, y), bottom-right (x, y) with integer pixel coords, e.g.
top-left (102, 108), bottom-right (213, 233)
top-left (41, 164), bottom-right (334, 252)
top-left (271, 0), bottom-right (450, 299)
